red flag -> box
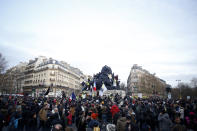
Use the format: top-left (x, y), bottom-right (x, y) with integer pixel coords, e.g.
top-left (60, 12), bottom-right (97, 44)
top-left (93, 81), bottom-right (96, 91)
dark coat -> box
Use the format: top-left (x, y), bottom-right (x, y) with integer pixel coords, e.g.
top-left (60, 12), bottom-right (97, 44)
top-left (117, 117), bottom-right (127, 131)
top-left (158, 113), bottom-right (173, 131)
top-left (88, 119), bottom-right (100, 129)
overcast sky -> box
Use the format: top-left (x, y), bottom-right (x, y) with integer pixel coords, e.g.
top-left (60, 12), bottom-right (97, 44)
top-left (0, 0), bottom-right (197, 87)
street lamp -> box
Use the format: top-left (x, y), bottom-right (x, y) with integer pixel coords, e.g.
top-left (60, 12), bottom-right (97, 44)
top-left (176, 80), bottom-right (181, 99)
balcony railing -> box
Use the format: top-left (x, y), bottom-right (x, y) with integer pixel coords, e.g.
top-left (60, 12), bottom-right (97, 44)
top-left (50, 78), bottom-right (55, 81)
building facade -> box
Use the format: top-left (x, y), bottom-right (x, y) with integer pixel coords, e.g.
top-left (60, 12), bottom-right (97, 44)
top-left (23, 56), bottom-right (85, 97)
top-left (0, 56), bottom-right (86, 97)
top-left (127, 64), bottom-right (167, 98)
top-left (0, 62), bottom-right (27, 94)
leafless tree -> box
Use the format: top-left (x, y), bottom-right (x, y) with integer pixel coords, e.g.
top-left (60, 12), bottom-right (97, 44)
top-left (171, 82), bottom-right (197, 99)
top-left (120, 82), bottom-right (126, 91)
top-left (0, 53), bottom-right (7, 74)
top-left (190, 77), bottom-right (197, 88)
top-left (0, 53), bottom-right (7, 94)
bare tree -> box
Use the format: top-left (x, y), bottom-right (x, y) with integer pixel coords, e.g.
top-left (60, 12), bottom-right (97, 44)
top-left (120, 82), bottom-right (126, 91)
top-left (171, 82), bottom-right (197, 99)
top-left (190, 77), bottom-right (197, 88)
top-left (0, 53), bottom-right (7, 74)
top-left (0, 53), bottom-right (7, 94)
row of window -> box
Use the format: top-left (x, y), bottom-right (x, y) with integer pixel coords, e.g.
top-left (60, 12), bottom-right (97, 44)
top-left (31, 77), bottom-right (78, 84)
top-left (33, 79), bottom-right (45, 84)
top-left (51, 71), bottom-right (70, 79)
top-left (50, 78), bottom-right (68, 83)
top-left (34, 73), bottom-right (46, 78)
top-left (24, 80), bottom-right (32, 84)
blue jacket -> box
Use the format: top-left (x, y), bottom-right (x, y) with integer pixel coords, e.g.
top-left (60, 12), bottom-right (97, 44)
top-left (88, 119), bottom-right (100, 129)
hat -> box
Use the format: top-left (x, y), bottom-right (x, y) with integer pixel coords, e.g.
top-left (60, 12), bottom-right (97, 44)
top-left (91, 113), bottom-right (98, 119)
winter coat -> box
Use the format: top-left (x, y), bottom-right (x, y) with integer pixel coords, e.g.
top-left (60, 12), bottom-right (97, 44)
top-left (50, 112), bottom-right (61, 125)
top-left (172, 124), bottom-right (186, 131)
top-left (116, 117), bottom-right (127, 131)
top-left (110, 105), bottom-right (120, 118)
top-left (158, 113), bottom-right (173, 131)
top-left (88, 119), bottom-right (100, 129)
top-left (70, 107), bottom-right (75, 116)
top-left (125, 122), bottom-right (139, 131)
top-left (67, 112), bottom-right (72, 125)
top-left (180, 108), bottom-right (184, 119)
top-left (39, 108), bottom-right (47, 121)
top-left (113, 113), bottom-right (120, 125)
top-left (9, 111), bottom-right (23, 130)
top-left (77, 115), bottom-right (86, 131)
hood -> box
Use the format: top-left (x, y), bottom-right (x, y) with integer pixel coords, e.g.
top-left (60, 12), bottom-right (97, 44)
top-left (119, 117), bottom-right (127, 122)
top-left (163, 113), bottom-right (169, 119)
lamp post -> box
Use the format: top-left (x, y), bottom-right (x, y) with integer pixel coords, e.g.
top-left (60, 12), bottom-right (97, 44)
top-left (176, 80), bottom-right (181, 99)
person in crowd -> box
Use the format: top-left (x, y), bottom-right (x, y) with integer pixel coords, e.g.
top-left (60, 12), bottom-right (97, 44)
top-left (77, 111), bottom-right (86, 131)
top-left (125, 115), bottom-right (139, 131)
top-left (49, 107), bottom-right (62, 126)
top-left (52, 123), bottom-right (63, 131)
top-left (158, 109), bottom-right (173, 131)
top-left (172, 113), bottom-right (186, 131)
top-left (116, 112), bottom-right (127, 131)
top-left (106, 124), bottom-right (116, 131)
top-left (101, 104), bottom-right (108, 124)
top-left (9, 105), bottom-right (23, 131)
top-left (88, 112), bottom-right (100, 129)
top-left (38, 103), bottom-right (49, 131)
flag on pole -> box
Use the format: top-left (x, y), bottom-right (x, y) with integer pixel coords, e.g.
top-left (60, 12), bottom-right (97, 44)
top-left (70, 92), bottom-right (76, 101)
top-left (72, 92), bottom-right (76, 100)
top-left (102, 83), bottom-right (107, 92)
top-left (93, 81), bottom-right (97, 91)
top-left (99, 83), bottom-right (107, 96)
top-left (99, 90), bottom-right (103, 97)
top-left (44, 87), bottom-right (50, 96)
top-left (113, 79), bottom-right (117, 86)
top-left (82, 93), bottom-right (86, 99)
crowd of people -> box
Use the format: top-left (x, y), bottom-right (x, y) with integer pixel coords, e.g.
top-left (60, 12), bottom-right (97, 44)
top-left (0, 93), bottom-right (197, 131)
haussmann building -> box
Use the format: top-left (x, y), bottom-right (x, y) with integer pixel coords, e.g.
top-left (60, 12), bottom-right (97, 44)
top-left (127, 64), bottom-right (167, 98)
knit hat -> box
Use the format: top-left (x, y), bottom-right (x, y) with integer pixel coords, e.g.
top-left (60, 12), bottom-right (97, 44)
top-left (91, 113), bottom-right (98, 119)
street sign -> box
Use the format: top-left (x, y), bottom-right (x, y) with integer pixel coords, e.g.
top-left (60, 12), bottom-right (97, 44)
top-left (187, 96), bottom-right (190, 100)
top-left (138, 93), bottom-right (142, 98)
top-left (168, 93), bottom-right (171, 99)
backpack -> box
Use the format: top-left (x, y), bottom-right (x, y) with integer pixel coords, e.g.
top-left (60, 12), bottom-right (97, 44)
top-left (93, 126), bottom-right (100, 131)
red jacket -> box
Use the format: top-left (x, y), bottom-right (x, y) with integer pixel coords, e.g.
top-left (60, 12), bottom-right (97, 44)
top-left (67, 112), bottom-right (72, 125)
top-left (110, 105), bottom-right (120, 117)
